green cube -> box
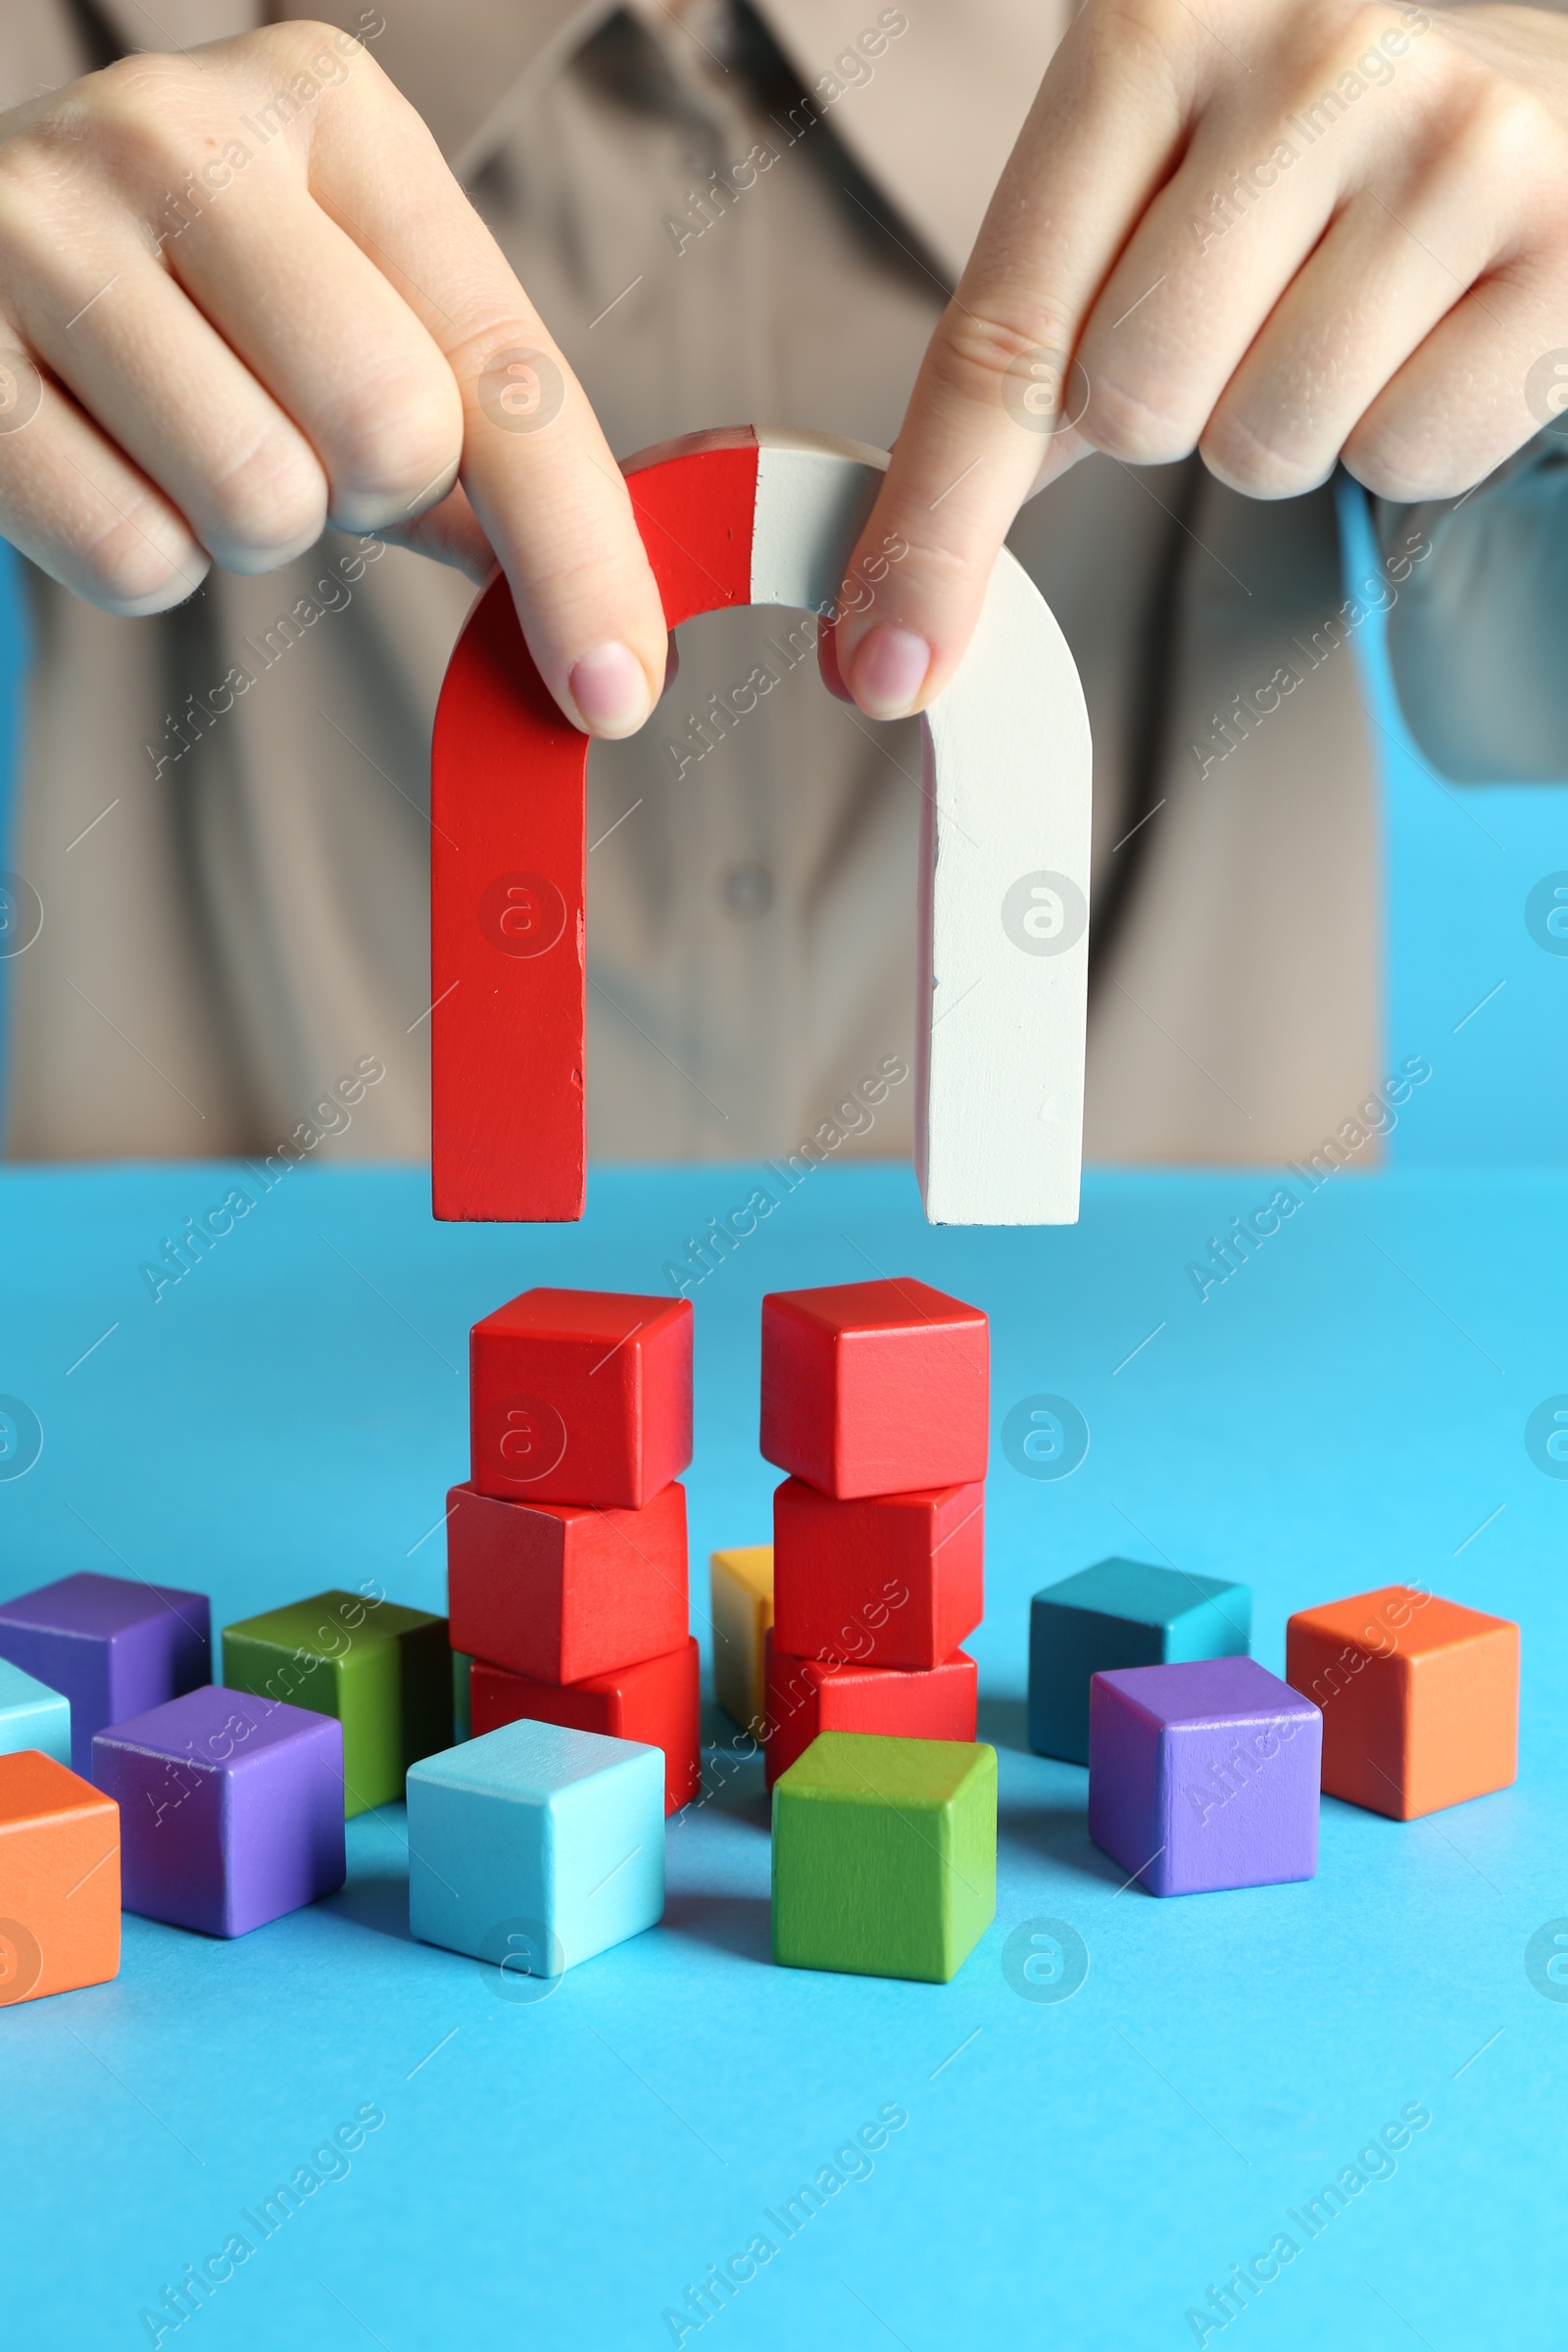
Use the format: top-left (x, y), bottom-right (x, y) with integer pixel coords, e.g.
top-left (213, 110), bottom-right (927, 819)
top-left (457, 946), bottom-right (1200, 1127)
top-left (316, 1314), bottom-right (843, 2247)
top-left (221, 1590), bottom-right (453, 1817)
top-left (771, 1732), bottom-right (997, 1984)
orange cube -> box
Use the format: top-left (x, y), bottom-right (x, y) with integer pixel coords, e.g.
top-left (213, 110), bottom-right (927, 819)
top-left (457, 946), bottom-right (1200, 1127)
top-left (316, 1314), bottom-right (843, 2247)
top-left (1285, 1587), bottom-right (1518, 1820)
top-left (0, 1750), bottom-right (120, 2005)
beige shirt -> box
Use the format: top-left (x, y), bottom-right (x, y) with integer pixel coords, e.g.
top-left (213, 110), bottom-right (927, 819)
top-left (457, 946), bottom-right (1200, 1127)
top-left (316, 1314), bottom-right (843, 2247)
top-left (1, 0), bottom-right (1387, 1167)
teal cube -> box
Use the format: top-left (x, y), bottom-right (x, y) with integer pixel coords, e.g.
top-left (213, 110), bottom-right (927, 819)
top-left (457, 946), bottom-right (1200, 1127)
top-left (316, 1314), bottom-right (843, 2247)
top-left (1028, 1558), bottom-right (1250, 1764)
top-left (0, 1656), bottom-right (71, 1766)
top-left (771, 1732), bottom-right (997, 1984)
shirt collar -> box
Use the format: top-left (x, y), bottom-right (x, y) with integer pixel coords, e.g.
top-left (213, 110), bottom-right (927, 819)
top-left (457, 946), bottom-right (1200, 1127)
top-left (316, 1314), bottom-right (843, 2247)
top-left (391, 0), bottom-right (1068, 277)
top-left (748, 0), bottom-right (1065, 280)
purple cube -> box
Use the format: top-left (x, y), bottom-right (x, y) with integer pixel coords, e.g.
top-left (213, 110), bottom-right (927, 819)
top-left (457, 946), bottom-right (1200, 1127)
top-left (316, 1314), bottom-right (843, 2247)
top-left (92, 1685), bottom-right (346, 1936)
top-left (0, 1572), bottom-right (210, 1776)
top-left (1088, 1656), bottom-right (1321, 1896)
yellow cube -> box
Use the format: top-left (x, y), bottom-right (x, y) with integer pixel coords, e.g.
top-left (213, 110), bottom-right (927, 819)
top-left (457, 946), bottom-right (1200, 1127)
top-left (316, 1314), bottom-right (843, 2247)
top-left (710, 1545), bottom-right (773, 1731)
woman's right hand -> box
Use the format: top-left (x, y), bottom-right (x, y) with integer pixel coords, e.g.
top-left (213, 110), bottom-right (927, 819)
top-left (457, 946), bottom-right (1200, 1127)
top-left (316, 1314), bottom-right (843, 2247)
top-left (0, 17), bottom-right (668, 736)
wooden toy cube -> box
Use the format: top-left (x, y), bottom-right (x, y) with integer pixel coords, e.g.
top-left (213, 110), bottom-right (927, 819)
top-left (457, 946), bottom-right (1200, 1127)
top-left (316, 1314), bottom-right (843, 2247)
top-left (92, 1685), bottom-right (345, 1936)
top-left (0, 1658), bottom-right (71, 1767)
top-left (408, 1719), bottom-right (664, 1974)
top-left (469, 1288), bottom-right (693, 1509)
top-left (221, 1590), bottom-right (452, 1817)
top-left (453, 1649), bottom-right (472, 1741)
top-left (772, 1477), bottom-right (984, 1671)
top-left (760, 1279), bottom-right (988, 1498)
top-left (771, 1731), bottom-right (997, 1983)
top-left (710, 1544), bottom-right (773, 1731)
top-left (1286, 1586), bottom-right (1518, 1819)
top-left (0, 1750), bottom-right (120, 2005)
top-left (1088, 1657), bottom-right (1321, 1896)
top-left (446, 1479), bottom-right (688, 1684)
top-left (469, 1636), bottom-right (701, 1814)
top-left (0, 1572), bottom-right (210, 1776)
top-left (763, 1633), bottom-right (977, 1788)
top-left (1029, 1558), bottom-right (1251, 1766)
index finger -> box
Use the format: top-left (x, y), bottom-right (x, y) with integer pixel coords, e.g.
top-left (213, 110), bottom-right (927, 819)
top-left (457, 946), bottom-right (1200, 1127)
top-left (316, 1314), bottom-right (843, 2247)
top-left (306, 35), bottom-right (666, 736)
top-left (833, 0), bottom-right (1203, 717)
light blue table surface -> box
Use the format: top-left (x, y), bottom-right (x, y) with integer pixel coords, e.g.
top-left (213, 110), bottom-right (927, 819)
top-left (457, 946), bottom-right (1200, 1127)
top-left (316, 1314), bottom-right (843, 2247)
top-left (1, 1156), bottom-right (1564, 2352)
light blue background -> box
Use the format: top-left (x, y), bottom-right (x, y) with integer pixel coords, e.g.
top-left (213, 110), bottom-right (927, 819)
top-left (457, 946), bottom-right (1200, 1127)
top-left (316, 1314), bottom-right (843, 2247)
top-left (1335, 480), bottom-right (1568, 1164)
top-left (0, 1157), bottom-right (1563, 2350)
top-left (0, 541), bottom-right (28, 1123)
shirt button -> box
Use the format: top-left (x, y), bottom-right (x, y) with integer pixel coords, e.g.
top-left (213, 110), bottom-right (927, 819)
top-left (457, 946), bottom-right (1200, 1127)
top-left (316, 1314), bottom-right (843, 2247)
top-left (722, 862), bottom-right (773, 917)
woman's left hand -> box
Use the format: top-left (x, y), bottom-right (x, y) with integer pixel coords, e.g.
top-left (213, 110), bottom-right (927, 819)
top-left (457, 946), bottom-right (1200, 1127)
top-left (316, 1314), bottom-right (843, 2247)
top-left (834, 0), bottom-right (1568, 716)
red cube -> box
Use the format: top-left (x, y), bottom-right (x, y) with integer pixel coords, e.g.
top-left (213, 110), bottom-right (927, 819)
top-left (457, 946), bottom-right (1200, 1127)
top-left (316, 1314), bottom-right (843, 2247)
top-left (469, 1288), bottom-right (692, 1508)
top-left (762, 1633), bottom-right (977, 1788)
top-left (446, 1480), bottom-right (688, 1686)
top-left (469, 1637), bottom-right (701, 1814)
top-left (772, 1477), bottom-right (984, 1670)
top-left (760, 1279), bottom-right (988, 1498)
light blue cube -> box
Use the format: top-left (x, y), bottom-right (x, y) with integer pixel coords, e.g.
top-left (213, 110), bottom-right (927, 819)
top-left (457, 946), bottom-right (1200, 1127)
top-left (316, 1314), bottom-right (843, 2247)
top-left (407, 1719), bottom-right (664, 1977)
top-left (0, 1655), bottom-right (71, 1766)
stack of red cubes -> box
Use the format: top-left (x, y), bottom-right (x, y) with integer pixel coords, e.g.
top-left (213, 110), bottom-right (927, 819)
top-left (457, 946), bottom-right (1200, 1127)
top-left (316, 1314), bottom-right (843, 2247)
top-left (447, 1288), bottom-right (702, 1814)
top-left (760, 1278), bottom-right (989, 1787)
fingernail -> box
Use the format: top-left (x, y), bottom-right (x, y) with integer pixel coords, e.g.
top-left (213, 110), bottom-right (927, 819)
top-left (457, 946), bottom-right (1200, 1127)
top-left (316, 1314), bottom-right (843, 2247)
top-left (848, 623), bottom-right (931, 719)
top-left (568, 642), bottom-right (653, 736)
